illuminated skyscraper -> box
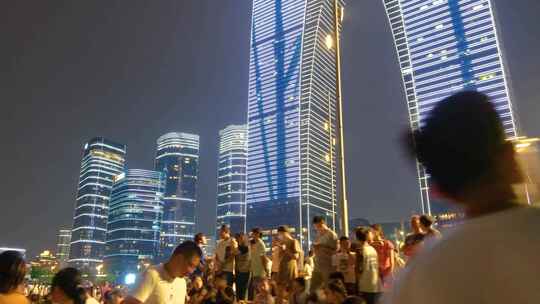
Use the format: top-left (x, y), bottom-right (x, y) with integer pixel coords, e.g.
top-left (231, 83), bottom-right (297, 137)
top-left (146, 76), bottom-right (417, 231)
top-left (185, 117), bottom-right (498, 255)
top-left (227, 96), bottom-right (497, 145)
top-left (56, 229), bottom-right (71, 267)
top-left (69, 137), bottom-right (126, 273)
top-left (216, 125), bottom-right (248, 234)
top-left (154, 132), bottom-right (199, 259)
top-left (246, 0), bottom-right (346, 248)
top-left (104, 169), bottom-right (164, 279)
top-left (383, 0), bottom-right (518, 214)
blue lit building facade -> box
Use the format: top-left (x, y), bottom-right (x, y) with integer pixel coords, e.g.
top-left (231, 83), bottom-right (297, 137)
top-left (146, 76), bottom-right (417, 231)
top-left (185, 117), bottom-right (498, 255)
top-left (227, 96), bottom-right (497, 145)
top-left (154, 132), bottom-right (199, 260)
top-left (104, 169), bottom-right (165, 280)
top-left (383, 0), bottom-right (518, 214)
top-left (69, 137), bottom-right (126, 273)
top-left (216, 125), bottom-right (248, 234)
top-left (246, 0), bottom-right (345, 249)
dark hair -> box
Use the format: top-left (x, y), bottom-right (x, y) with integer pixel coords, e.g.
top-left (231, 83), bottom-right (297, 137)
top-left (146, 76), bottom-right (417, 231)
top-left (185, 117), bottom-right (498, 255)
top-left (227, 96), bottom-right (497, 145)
top-left (355, 227), bottom-right (370, 242)
top-left (326, 279), bottom-right (347, 296)
top-left (342, 296), bottom-right (364, 304)
top-left (406, 91), bottom-right (507, 195)
top-left (194, 233), bottom-right (205, 244)
top-left (51, 268), bottom-right (87, 304)
top-left (306, 292), bottom-right (319, 304)
top-left (277, 225), bottom-right (290, 233)
top-left (419, 214), bottom-right (435, 228)
top-left (104, 289), bottom-right (125, 303)
top-left (339, 236), bottom-right (349, 242)
top-left (0, 251), bottom-right (26, 294)
top-left (329, 272), bottom-right (345, 283)
top-left (172, 241), bottom-right (203, 260)
top-left (251, 227), bottom-right (262, 235)
top-left (312, 216), bottom-right (325, 224)
top-left (220, 225), bottom-right (231, 234)
top-left (293, 277), bottom-right (306, 288)
top-left (370, 224), bottom-right (385, 238)
top-left (215, 272), bottom-right (228, 281)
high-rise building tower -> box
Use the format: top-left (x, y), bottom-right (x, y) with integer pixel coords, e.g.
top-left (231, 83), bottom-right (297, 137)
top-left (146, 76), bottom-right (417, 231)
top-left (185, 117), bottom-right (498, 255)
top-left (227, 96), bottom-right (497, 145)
top-left (69, 137), bottom-right (126, 273)
top-left (216, 125), bottom-right (248, 234)
top-left (104, 169), bottom-right (165, 280)
top-left (246, 0), bottom-right (346, 249)
top-left (383, 0), bottom-right (518, 214)
top-left (56, 229), bottom-right (71, 267)
top-left (154, 132), bottom-right (199, 259)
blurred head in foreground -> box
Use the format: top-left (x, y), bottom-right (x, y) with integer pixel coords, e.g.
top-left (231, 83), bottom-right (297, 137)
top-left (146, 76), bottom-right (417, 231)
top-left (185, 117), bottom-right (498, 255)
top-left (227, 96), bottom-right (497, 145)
top-left (405, 91), bottom-right (522, 216)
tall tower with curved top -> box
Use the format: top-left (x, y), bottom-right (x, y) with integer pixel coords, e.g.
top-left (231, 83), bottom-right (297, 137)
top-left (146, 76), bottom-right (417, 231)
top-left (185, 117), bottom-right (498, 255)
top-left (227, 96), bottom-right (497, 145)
top-left (382, 0), bottom-right (518, 215)
top-left (69, 137), bottom-right (126, 274)
top-left (154, 132), bottom-right (199, 259)
top-left (246, 0), bottom-right (346, 249)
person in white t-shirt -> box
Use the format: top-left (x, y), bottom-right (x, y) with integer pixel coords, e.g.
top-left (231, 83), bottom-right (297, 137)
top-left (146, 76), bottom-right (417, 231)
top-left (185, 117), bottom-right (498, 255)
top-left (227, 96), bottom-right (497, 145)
top-left (250, 227), bottom-right (268, 279)
top-left (332, 236), bottom-right (357, 295)
top-left (384, 91), bottom-right (540, 304)
top-left (214, 225), bottom-right (238, 287)
top-left (354, 227), bottom-right (381, 304)
top-left (123, 241), bottom-right (202, 304)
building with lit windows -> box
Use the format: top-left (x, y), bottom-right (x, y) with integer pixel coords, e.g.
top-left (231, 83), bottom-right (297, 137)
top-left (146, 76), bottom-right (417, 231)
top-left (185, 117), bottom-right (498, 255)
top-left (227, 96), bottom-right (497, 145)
top-left (56, 229), bottom-right (71, 267)
top-left (216, 125), bottom-right (248, 234)
top-left (246, 0), bottom-right (345, 249)
top-left (383, 0), bottom-right (518, 214)
top-left (104, 169), bottom-right (165, 280)
top-left (69, 137), bottom-right (126, 274)
top-left (154, 132), bottom-right (199, 260)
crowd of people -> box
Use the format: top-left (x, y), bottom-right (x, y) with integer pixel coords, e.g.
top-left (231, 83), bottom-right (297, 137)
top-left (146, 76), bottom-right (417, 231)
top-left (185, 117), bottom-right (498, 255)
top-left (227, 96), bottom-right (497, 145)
top-left (0, 214), bottom-right (440, 304)
top-left (1, 91), bottom-right (540, 304)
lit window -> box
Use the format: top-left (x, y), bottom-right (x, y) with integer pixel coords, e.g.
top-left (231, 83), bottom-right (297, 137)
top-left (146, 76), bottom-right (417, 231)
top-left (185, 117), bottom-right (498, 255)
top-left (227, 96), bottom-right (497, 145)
top-left (325, 34), bottom-right (334, 49)
top-left (323, 122), bottom-right (329, 131)
top-left (420, 5), bottom-right (429, 10)
top-left (435, 24), bottom-right (444, 30)
top-left (325, 154), bottom-right (331, 163)
top-left (473, 4), bottom-right (484, 10)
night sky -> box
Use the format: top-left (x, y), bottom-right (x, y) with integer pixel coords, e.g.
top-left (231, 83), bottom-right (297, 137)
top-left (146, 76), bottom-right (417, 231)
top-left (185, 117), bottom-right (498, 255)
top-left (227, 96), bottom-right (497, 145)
top-left (2, 1), bottom-right (539, 257)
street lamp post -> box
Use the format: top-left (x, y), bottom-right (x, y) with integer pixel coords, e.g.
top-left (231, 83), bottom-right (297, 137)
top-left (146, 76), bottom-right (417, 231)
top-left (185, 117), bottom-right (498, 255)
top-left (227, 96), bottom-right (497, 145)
top-left (333, 0), bottom-right (349, 236)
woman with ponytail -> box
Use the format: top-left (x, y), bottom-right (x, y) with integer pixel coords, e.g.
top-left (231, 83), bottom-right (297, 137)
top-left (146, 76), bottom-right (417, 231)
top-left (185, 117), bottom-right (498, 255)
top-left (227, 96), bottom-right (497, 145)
top-left (50, 268), bottom-right (87, 304)
top-left (0, 250), bottom-right (29, 304)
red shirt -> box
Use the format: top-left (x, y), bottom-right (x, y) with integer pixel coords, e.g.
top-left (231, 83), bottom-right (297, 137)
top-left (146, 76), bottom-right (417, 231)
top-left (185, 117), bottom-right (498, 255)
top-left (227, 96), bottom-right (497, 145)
top-left (370, 239), bottom-right (394, 276)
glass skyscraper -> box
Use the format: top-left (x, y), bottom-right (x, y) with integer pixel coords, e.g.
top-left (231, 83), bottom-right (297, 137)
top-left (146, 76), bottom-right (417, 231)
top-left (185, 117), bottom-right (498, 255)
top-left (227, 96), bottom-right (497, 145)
top-left (154, 132), bottom-right (199, 260)
top-left (104, 169), bottom-right (165, 280)
top-left (383, 0), bottom-right (518, 214)
top-left (216, 125), bottom-right (248, 234)
top-left (246, 0), bottom-right (345, 248)
top-left (56, 229), bottom-right (71, 267)
top-left (69, 137), bottom-right (126, 273)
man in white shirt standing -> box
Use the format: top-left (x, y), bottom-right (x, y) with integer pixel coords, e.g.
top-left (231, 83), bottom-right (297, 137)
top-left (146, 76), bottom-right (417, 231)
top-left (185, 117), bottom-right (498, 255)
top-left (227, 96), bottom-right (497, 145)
top-left (311, 216), bottom-right (338, 292)
top-left (123, 241), bottom-right (202, 304)
top-left (214, 224), bottom-right (238, 286)
top-left (332, 236), bottom-right (357, 295)
top-left (385, 91), bottom-right (540, 304)
top-left (250, 227), bottom-right (268, 280)
top-left (355, 227), bottom-right (381, 304)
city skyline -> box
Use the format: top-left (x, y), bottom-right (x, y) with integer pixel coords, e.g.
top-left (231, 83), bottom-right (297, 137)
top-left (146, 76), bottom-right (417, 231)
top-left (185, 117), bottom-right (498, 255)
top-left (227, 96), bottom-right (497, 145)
top-left (3, 1), bottom-right (540, 256)
top-left (383, 0), bottom-right (518, 215)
